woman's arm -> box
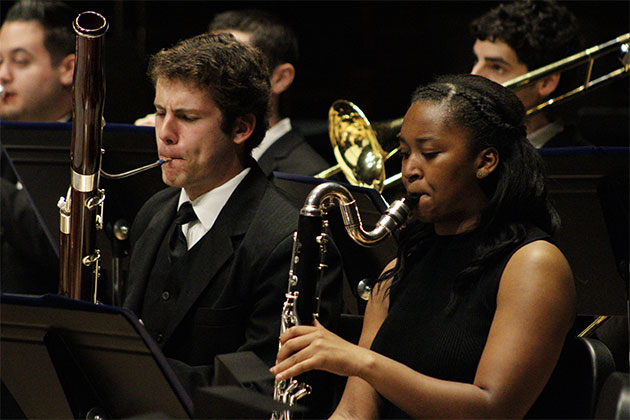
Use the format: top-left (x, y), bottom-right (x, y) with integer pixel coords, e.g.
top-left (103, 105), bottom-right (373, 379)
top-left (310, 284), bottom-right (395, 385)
top-left (274, 241), bottom-right (575, 419)
top-left (329, 272), bottom-right (393, 419)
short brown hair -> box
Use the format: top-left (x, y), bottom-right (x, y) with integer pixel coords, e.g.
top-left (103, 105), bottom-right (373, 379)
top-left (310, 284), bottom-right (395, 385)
top-left (148, 32), bottom-right (271, 154)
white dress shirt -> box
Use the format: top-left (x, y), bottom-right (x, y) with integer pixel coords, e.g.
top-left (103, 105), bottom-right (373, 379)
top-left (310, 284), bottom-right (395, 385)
top-left (177, 168), bottom-right (250, 249)
top-left (251, 118), bottom-right (292, 161)
top-left (528, 120), bottom-right (564, 149)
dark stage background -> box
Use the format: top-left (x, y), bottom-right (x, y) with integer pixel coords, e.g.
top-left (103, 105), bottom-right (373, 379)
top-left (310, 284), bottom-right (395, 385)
top-left (1, 1), bottom-right (628, 323)
top-left (1, 0), bottom-right (628, 136)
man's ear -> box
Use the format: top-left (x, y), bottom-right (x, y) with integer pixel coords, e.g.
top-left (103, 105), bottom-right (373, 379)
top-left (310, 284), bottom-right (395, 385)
top-left (270, 63), bottom-right (295, 95)
top-left (232, 113), bottom-right (256, 145)
top-left (535, 73), bottom-right (560, 99)
top-left (475, 147), bottom-right (499, 179)
top-left (58, 54), bottom-right (75, 87)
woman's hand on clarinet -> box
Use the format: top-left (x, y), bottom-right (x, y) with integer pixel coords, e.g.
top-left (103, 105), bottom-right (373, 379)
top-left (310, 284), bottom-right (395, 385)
top-left (270, 319), bottom-right (370, 380)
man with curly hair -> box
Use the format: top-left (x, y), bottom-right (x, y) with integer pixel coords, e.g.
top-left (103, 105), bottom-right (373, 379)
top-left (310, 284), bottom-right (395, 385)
top-left (470, 0), bottom-right (588, 148)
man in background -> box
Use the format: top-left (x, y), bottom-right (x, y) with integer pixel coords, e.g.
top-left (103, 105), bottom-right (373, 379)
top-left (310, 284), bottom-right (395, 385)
top-left (136, 9), bottom-right (330, 178)
top-left (470, 0), bottom-right (589, 148)
top-left (1, 4), bottom-right (75, 414)
top-left (0, 0), bottom-right (73, 295)
top-left (0, 0), bottom-right (75, 122)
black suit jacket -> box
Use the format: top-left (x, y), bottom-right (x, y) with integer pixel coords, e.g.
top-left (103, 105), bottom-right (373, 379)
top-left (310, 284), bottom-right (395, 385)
top-left (1, 147), bottom-right (58, 294)
top-left (257, 128), bottom-right (330, 177)
top-left (123, 164), bottom-right (343, 401)
top-left (540, 123), bottom-right (592, 148)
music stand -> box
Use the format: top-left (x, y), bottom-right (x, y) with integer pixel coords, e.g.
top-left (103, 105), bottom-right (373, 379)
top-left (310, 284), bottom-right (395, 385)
top-left (1, 121), bottom-right (167, 303)
top-left (540, 146), bottom-right (629, 316)
top-left (193, 351), bottom-right (298, 419)
top-left (0, 293), bottom-right (193, 419)
top-left (0, 121), bottom-right (164, 241)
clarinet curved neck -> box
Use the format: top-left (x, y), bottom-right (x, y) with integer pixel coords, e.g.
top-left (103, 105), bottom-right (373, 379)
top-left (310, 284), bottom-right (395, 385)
top-left (302, 182), bottom-right (412, 246)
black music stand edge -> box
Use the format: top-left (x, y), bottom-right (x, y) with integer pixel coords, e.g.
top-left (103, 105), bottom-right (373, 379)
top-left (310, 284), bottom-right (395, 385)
top-left (0, 293), bottom-right (193, 419)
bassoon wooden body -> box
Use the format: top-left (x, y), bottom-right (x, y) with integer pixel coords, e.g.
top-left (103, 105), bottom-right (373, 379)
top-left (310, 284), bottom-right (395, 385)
top-left (58, 11), bottom-right (108, 302)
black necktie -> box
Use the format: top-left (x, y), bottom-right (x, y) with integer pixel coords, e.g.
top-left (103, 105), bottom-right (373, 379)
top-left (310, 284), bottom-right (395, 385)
top-left (168, 202), bottom-right (197, 262)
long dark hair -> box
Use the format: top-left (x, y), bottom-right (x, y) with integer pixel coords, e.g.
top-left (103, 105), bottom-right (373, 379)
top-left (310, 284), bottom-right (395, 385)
top-left (381, 74), bottom-right (560, 306)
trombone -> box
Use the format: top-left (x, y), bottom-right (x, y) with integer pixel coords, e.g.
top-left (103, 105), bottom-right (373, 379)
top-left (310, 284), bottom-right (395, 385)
top-left (317, 33), bottom-right (630, 192)
top-left (506, 32), bottom-right (630, 117)
top-left (317, 100), bottom-right (400, 192)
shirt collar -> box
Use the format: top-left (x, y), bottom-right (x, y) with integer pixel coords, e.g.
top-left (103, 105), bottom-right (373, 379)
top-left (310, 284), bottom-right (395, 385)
top-left (251, 118), bottom-right (292, 161)
top-left (528, 120), bottom-right (564, 149)
top-left (178, 167), bottom-right (250, 231)
top-left (57, 113), bottom-right (71, 122)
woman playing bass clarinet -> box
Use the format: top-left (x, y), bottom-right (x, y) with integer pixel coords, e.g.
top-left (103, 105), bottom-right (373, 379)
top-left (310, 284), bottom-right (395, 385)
top-left (270, 74), bottom-right (576, 419)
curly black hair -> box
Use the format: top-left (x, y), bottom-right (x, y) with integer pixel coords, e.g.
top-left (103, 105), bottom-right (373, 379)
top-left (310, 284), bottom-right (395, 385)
top-left (470, 0), bottom-right (583, 71)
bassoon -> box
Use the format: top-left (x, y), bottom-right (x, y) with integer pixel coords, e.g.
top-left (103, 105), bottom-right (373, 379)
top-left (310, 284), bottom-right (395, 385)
top-left (57, 11), bottom-right (108, 302)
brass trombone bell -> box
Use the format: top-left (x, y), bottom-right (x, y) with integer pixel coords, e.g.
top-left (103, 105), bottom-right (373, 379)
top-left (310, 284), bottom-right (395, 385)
top-left (325, 100), bottom-right (387, 191)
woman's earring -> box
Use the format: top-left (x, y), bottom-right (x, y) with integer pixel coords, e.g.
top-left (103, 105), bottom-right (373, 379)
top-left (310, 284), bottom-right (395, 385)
top-left (476, 170), bottom-right (484, 179)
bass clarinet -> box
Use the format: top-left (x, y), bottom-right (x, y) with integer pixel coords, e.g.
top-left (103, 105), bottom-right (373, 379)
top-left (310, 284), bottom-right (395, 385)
top-left (272, 182), bottom-right (413, 419)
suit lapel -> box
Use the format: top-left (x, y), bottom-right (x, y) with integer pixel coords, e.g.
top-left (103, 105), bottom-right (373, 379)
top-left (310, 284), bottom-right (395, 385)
top-left (161, 165), bottom-right (269, 339)
top-left (257, 131), bottom-right (301, 175)
top-left (124, 191), bottom-right (178, 313)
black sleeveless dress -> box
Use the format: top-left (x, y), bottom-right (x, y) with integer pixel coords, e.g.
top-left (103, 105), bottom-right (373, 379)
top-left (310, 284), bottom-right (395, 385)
top-left (370, 226), bottom-right (550, 419)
